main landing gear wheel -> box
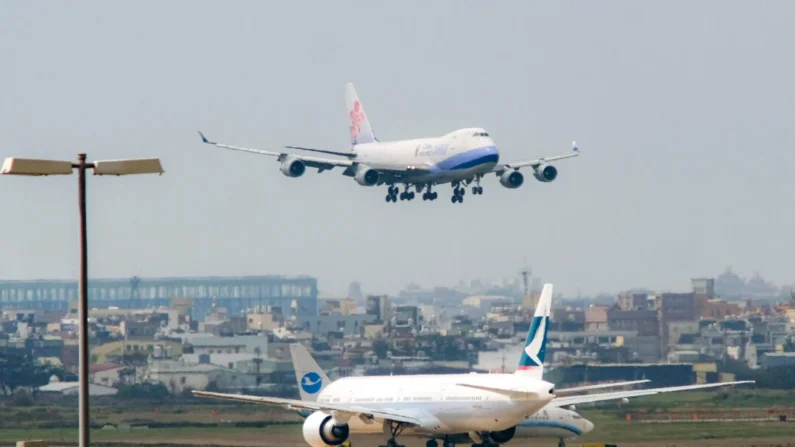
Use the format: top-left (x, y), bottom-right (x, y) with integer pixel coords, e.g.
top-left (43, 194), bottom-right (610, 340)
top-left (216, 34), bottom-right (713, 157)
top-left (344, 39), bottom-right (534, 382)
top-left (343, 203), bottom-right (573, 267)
top-left (426, 440), bottom-right (438, 447)
top-left (472, 186), bottom-right (483, 195)
top-left (400, 191), bottom-right (415, 201)
top-left (385, 186), bottom-right (399, 203)
top-left (558, 439), bottom-right (566, 447)
top-left (451, 185), bottom-right (466, 203)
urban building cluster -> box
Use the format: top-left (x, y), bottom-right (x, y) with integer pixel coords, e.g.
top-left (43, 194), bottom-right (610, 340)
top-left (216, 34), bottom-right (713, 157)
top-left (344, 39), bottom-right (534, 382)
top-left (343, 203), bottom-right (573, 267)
top-left (1, 273), bottom-right (793, 397)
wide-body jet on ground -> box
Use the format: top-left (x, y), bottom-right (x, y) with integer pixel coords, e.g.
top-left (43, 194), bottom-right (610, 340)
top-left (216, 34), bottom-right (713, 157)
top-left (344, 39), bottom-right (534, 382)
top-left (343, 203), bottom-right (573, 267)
top-left (194, 285), bottom-right (653, 447)
top-left (198, 83), bottom-right (580, 204)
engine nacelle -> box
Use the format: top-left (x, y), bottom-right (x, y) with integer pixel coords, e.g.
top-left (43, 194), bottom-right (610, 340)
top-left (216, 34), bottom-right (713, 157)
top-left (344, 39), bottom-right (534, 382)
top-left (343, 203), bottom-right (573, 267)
top-left (499, 170), bottom-right (524, 189)
top-left (474, 426), bottom-right (516, 445)
top-left (353, 164), bottom-right (380, 186)
top-left (533, 163), bottom-right (557, 182)
top-left (280, 156), bottom-right (306, 178)
top-left (302, 411), bottom-right (350, 447)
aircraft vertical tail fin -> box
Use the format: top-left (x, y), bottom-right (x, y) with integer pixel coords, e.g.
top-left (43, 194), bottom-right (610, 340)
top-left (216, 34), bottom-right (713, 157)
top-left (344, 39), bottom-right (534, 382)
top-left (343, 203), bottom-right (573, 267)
top-left (515, 283), bottom-right (553, 380)
top-left (290, 343), bottom-right (331, 402)
top-left (345, 83), bottom-right (377, 146)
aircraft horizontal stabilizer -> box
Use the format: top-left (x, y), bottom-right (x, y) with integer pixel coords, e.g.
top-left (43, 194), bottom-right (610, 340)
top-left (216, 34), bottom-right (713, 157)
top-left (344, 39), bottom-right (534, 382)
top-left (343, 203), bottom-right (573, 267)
top-left (455, 383), bottom-right (545, 399)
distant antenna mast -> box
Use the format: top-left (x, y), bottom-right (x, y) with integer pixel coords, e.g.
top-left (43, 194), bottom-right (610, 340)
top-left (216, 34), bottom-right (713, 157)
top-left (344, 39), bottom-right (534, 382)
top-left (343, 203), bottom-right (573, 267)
top-left (519, 257), bottom-right (532, 297)
top-left (129, 276), bottom-right (141, 309)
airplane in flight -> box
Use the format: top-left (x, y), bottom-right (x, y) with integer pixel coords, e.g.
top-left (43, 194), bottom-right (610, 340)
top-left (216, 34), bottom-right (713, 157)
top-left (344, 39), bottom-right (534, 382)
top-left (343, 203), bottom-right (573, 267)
top-left (192, 285), bottom-right (651, 447)
top-left (198, 83), bottom-right (580, 204)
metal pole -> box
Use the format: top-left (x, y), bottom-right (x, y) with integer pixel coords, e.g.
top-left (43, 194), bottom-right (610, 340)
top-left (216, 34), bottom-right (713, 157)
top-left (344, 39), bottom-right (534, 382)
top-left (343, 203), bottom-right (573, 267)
top-left (77, 153), bottom-right (90, 447)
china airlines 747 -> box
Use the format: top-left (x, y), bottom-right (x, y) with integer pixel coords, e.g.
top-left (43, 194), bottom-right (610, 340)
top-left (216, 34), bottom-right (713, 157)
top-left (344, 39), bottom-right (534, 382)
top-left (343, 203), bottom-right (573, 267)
top-left (198, 83), bottom-right (580, 204)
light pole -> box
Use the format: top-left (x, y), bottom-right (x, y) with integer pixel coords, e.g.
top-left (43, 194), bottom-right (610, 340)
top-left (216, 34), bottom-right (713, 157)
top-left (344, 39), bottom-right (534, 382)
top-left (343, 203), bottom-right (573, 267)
top-left (2, 154), bottom-right (164, 447)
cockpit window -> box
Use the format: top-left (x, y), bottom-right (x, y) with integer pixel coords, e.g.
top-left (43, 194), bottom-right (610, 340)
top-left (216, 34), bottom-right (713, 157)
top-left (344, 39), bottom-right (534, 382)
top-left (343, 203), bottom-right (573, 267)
top-left (473, 132), bottom-right (490, 137)
top-left (572, 415), bottom-right (582, 419)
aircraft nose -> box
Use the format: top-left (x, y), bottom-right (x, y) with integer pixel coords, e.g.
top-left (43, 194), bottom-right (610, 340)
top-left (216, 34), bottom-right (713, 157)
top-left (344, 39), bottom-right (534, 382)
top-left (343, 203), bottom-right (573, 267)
top-left (583, 419), bottom-right (595, 433)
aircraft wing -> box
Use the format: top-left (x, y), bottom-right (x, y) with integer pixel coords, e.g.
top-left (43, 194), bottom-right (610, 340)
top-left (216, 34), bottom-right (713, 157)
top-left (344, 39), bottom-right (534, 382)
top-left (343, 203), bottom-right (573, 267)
top-left (550, 380), bottom-right (755, 408)
top-left (192, 390), bottom-right (421, 425)
top-left (198, 132), bottom-right (354, 171)
top-left (555, 379), bottom-right (650, 395)
top-left (493, 141), bottom-right (580, 173)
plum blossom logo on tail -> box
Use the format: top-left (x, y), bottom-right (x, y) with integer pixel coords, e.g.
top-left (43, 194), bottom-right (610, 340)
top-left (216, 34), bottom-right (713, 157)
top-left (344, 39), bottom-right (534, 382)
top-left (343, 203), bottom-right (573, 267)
top-left (349, 101), bottom-right (365, 143)
top-left (301, 372), bottom-right (323, 394)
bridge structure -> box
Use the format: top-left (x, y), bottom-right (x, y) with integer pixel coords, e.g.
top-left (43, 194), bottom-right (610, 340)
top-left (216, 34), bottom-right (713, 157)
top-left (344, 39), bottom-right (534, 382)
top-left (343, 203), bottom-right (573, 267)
top-left (0, 275), bottom-right (318, 320)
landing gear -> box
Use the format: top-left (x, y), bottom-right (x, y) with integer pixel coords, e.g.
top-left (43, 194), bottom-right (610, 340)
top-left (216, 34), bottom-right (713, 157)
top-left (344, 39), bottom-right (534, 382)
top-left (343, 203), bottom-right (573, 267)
top-left (385, 185), bottom-right (416, 202)
top-left (379, 421), bottom-right (408, 447)
top-left (422, 184), bottom-right (438, 201)
top-left (558, 439), bottom-right (566, 447)
top-left (451, 184), bottom-right (465, 204)
top-left (423, 191), bottom-right (438, 201)
top-left (399, 190), bottom-right (415, 201)
top-left (385, 185), bottom-right (399, 203)
top-left (426, 437), bottom-right (453, 447)
top-left (471, 175), bottom-right (484, 195)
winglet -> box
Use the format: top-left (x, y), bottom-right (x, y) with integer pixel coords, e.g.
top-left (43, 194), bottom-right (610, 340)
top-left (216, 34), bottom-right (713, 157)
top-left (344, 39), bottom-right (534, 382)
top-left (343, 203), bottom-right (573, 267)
top-left (572, 141), bottom-right (579, 152)
top-left (198, 131), bottom-right (214, 145)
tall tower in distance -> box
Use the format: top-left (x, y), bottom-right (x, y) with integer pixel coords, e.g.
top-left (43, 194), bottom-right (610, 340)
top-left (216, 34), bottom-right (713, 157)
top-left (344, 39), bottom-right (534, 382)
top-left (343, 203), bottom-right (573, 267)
top-left (519, 258), bottom-right (538, 310)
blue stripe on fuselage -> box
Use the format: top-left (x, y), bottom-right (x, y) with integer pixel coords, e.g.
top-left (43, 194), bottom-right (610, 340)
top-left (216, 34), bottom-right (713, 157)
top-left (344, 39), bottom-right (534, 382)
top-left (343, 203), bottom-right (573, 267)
top-left (518, 420), bottom-right (583, 436)
top-left (430, 146), bottom-right (499, 172)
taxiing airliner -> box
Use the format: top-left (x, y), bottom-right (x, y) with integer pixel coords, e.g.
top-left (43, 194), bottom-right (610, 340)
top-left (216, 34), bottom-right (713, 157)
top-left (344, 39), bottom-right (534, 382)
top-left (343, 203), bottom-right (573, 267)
top-left (194, 285), bottom-right (563, 447)
top-left (194, 285), bottom-right (644, 447)
top-left (198, 83), bottom-right (580, 204)
top-left (283, 341), bottom-right (751, 447)
top-left (194, 283), bottom-right (753, 447)
top-left (287, 343), bottom-right (595, 447)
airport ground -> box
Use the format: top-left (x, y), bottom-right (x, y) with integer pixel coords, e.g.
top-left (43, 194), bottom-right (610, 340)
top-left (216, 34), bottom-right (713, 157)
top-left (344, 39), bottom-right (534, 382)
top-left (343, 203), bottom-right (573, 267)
top-left (2, 390), bottom-right (795, 447)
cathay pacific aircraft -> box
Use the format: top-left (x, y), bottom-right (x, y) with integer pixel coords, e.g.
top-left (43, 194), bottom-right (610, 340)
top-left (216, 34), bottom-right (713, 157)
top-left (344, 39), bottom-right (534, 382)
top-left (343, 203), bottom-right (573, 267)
top-left (194, 285), bottom-right (640, 447)
top-left (198, 83), bottom-right (580, 204)
top-left (194, 283), bottom-right (753, 447)
top-left (194, 286), bottom-right (559, 446)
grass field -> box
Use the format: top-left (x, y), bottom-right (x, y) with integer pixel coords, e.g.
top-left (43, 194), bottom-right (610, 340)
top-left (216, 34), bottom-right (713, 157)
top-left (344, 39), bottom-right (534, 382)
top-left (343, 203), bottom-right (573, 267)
top-left (617, 388), bottom-right (795, 409)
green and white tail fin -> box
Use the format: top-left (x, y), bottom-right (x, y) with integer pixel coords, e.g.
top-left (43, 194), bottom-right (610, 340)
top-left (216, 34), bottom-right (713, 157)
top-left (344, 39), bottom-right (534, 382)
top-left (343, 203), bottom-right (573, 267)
top-left (514, 283), bottom-right (553, 380)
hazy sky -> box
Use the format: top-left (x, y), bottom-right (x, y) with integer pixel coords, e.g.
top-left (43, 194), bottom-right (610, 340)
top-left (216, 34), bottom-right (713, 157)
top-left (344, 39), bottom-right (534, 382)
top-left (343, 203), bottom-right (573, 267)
top-left (2, 1), bottom-right (793, 298)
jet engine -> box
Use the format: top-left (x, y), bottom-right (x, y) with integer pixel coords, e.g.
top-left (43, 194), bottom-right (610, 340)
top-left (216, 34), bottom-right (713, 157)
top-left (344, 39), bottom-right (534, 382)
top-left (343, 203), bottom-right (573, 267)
top-left (470, 426), bottom-right (517, 445)
top-left (486, 426), bottom-right (517, 444)
top-left (353, 164), bottom-right (380, 186)
top-left (302, 411), bottom-right (350, 447)
top-left (499, 170), bottom-right (524, 189)
top-left (280, 156), bottom-right (306, 178)
top-left (533, 163), bottom-right (557, 182)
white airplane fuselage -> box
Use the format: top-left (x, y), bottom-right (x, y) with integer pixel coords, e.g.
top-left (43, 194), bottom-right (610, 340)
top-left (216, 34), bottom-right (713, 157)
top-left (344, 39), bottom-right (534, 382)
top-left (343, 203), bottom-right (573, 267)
top-left (310, 373), bottom-right (554, 435)
top-left (352, 128), bottom-right (499, 185)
